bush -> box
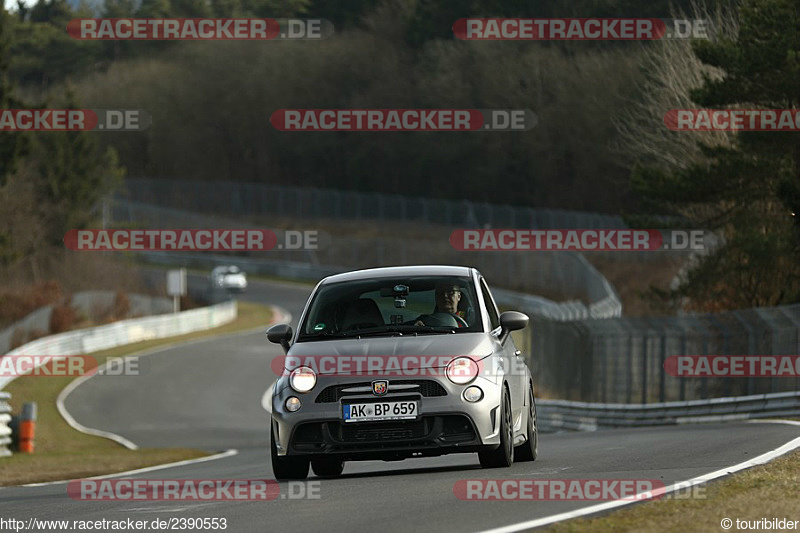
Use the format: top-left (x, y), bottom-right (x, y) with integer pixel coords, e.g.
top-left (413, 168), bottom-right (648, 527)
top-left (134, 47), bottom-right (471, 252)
top-left (0, 280), bottom-right (63, 327)
top-left (49, 303), bottom-right (77, 333)
top-left (112, 291), bottom-right (131, 320)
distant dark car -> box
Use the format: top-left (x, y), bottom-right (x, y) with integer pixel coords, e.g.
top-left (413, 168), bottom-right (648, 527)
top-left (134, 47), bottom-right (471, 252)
top-left (267, 265), bottom-right (538, 480)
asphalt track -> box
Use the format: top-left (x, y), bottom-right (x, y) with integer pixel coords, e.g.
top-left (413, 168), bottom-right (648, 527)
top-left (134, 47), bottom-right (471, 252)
top-left (2, 277), bottom-right (800, 532)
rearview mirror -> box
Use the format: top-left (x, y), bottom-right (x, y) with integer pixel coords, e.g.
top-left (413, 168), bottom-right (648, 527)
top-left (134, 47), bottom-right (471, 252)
top-left (266, 323), bottom-right (293, 353)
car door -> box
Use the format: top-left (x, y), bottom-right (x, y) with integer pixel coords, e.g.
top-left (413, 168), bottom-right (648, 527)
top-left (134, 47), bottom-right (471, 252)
top-left (478, 277), bottom-right (527, 436)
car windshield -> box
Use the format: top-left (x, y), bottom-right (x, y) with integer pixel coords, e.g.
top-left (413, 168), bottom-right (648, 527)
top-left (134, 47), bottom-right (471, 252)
top-left (297, 275), bottom-right (482, 340)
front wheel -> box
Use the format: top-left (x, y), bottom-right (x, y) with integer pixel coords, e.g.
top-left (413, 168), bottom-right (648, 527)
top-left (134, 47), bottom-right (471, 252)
top-left (271, 423), bottom-right (309, 480)
top-left (515, 385), bottom-right (538, 462)
top-left (479, 386), bottom-right (514, 468)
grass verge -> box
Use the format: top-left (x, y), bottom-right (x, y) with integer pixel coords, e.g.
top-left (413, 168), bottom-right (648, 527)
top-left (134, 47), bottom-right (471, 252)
top-left (0, 301), bottom-right (273, 486)
top-left (544, 445), bottom-right (800, 532)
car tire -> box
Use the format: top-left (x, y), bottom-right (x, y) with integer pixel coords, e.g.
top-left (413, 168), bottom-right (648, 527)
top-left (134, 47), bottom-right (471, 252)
top-left (311, 458), bottom-right (345, 478)
top-left (271, 424), bottom-right (309, 481)
top-left (514, 385), bottom-right (538, 462)
top-left (479, 386), bottom-right (514, 468)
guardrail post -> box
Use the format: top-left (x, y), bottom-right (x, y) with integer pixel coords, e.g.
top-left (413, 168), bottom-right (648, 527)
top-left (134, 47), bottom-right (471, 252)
top-left (641, 331), bottom-right (648, 404)
top-left (19, 402), bottom-right (37, 453)
top-left (0, 392), bottom-right (11, 457)
top-left (701, 335), bottom-right (709, 399)
top-left (709, 315), bottom-right (731, 397)
top-left (777, 306), bottom-right (800, 394)
top-left (679, 334), bottom-right (687, 401)
top-left (659, 333), bottom-right (666, 403)
top-left (626, 333), bottom-right (633, 404)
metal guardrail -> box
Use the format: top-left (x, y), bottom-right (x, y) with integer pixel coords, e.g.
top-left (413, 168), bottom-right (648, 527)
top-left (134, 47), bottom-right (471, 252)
top-left (493, 289), bottom-right (590, 321)
top-left (0, 300), bottom-right (237, 391)
top-left (0, 392), bottom-right (11, 457)
top-left (490, 247), bottom-right (623, 321)
top-left (0, 291), bottom-right (174, 355)
top-left (538, 391), bottom-right (800, 432)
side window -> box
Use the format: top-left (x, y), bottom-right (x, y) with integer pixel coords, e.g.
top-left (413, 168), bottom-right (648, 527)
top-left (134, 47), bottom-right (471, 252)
top-left (480, 279), bottom-right (501, 331)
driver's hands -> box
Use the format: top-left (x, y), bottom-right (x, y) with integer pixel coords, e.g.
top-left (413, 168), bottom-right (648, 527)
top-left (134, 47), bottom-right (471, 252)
top-left (413, 320), bottom-right (425, 326)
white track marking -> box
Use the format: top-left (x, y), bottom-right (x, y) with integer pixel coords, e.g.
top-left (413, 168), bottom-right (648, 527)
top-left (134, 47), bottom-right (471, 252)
top-left (12, 449), bottom-right (239, 488)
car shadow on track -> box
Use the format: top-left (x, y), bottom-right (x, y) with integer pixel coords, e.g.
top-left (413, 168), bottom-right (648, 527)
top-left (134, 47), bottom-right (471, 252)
top-left (313, 461), bottom-right (484, 481)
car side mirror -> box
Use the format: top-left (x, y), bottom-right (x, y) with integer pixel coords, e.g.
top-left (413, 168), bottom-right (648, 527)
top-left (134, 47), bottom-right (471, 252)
top-left (499, 311), bottom-right (528, 342)
top-left (267, 323), bottom-right (293, 353)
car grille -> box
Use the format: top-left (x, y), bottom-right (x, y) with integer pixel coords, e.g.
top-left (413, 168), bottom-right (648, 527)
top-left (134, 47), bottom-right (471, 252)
top-left (339, 421), bottom-right (427, 442)
top-left (289, 415), bottom-right (478, 452)
top-left (315, 380), bottom-right (447, 403)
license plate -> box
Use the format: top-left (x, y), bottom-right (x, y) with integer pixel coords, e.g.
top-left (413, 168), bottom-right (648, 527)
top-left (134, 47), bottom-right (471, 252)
top-left (342, 401), bottom-right (418, 423)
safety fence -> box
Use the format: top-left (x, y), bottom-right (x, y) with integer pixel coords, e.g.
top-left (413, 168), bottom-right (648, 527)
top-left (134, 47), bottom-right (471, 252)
top-left (529, 304), bottom-right (800, 404)
top-left (120, 179), bottom-right (697, 265)
top-left (123, 178), bottom-right (627, 230)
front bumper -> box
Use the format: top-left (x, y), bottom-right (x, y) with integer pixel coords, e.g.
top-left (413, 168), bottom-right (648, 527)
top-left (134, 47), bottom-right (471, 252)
top-left (272, 376), bottom-right (502, 459)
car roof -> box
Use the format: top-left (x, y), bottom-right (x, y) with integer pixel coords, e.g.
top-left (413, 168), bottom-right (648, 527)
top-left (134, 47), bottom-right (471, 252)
top-left (320, 265), bottom-right (476, 285)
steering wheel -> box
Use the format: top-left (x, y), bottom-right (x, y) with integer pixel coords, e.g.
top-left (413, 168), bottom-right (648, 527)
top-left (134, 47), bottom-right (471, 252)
top-left (417, 313), bottom-right (468, 328)
top-left (452, 314), bottom-right (469, 328)
top-left (344, 322), bottom-right (382, 331)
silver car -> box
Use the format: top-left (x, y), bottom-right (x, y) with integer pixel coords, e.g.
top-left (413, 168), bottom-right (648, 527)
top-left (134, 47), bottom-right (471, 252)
top-left (210, 265), bottom-right (247, 292)
top-left (267, 265), bottom-right (538, 480)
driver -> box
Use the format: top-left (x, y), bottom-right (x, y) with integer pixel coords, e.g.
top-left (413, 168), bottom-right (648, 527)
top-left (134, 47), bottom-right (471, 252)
top-left (414, 281), bottom-right (467, 327)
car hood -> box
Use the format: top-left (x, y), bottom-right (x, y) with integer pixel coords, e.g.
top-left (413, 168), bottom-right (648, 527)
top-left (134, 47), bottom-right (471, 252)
top-left (282, 333), bottom-right (494, 372)
top-left (291, 332), bottom-right (490, 355)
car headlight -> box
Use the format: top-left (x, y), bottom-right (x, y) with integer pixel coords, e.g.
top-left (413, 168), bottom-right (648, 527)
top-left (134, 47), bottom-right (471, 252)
top-left (446, 357), bottom-right (478, 385)
top-left (289, 366), bottom-right (317, 393)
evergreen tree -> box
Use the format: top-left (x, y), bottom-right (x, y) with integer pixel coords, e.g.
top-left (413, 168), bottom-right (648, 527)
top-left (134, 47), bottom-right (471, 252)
top-left (0, 7), bottom-right (26, 186)
top-left (633, 0), bottom-right (800, 310)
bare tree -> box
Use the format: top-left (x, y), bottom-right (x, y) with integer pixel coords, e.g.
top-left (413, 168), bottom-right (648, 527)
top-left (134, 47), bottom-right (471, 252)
top-left (612, 0), bottom-right (740, 173)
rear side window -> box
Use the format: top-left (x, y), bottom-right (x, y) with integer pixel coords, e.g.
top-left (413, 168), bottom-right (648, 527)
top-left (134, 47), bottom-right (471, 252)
top-left (480, 278), bottom-right (501, 331)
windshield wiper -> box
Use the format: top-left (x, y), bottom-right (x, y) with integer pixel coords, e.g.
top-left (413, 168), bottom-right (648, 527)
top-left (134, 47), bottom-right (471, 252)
top-left (296, 331), bottom-right (359, 341)
top-left (344, 325), bottom-right (458, 337)
top-left (298, 324), bottom-right (461, 341)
